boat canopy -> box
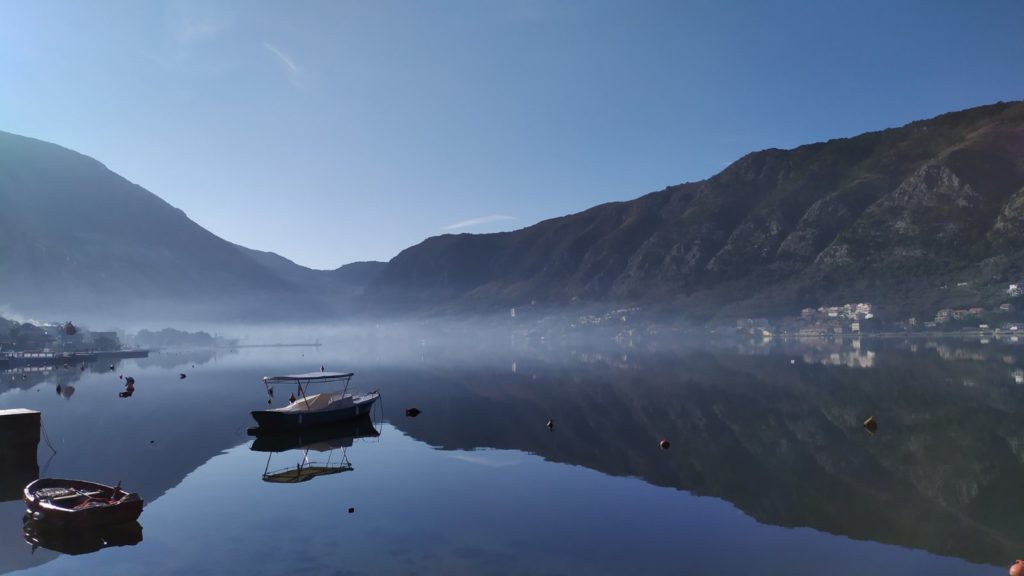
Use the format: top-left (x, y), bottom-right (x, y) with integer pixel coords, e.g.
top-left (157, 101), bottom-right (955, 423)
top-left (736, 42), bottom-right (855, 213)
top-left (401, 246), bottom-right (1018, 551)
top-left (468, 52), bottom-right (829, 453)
top-left (262, 371), bottom-right (353, 384)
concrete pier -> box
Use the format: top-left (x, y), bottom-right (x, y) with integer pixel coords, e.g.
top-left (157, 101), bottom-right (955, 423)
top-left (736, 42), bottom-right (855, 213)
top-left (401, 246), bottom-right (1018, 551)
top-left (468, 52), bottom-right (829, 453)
top-left (0, 408), bottom-right (41, 502)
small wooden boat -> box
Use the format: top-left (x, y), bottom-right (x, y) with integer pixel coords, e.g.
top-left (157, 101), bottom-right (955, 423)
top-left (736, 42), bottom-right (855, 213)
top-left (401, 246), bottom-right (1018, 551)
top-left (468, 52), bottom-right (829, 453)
top-left (251, 371), bottom-right (379, 431)
top-left (24, 479), bottom-right (143, 527)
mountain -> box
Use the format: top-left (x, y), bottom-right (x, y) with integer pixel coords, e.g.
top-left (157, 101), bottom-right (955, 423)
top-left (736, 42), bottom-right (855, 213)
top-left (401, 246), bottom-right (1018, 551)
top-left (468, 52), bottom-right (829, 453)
top-left (235, 245), bottom-right (385, 301)
top-left (4, 101), bottom-right (1023, 324)
top-left (0, 130), bottom-right (381, 323)
top-left (366, 101), bottom-right (1024, 319)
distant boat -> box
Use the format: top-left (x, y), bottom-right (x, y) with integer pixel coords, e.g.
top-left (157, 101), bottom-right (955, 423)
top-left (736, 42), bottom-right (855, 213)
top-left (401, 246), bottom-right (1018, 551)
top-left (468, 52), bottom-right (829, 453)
top-left (23, 479), bottom-right (143, 527)
top-left (250, 371), bottom-right (379, 432)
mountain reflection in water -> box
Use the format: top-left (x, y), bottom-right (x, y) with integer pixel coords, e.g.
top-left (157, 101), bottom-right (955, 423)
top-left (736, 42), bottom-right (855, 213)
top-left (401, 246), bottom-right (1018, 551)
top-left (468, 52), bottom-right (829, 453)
top-left (0, 338), bottom-right (1020, 574)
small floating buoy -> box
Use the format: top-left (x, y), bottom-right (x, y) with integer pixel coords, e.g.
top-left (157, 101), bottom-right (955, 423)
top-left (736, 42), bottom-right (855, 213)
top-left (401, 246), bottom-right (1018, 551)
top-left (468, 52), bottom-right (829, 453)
top-left (347, 507), bottom-right (354, 513)
top-left (1010, 559), bottom-right (1024, 576)
top-left (405, 408), bottom-right (421, 417)
top-left (119, 374), bottom-right (123, 380)
top-left (790, 359), bottom-right (795, 365)
top-left (179, 373), bottom-right (187, 379)
top-left (659, 439), bottom-right (670, 450)
top-left (56, 384), bottom-right (62, 396)
top-left (149, 440), bottom-right (155, 444)
top-left (863, 416), bottom-right (878, 433)
top-left (109, 364), bottom-right (115, 371)
top-left (546, 419), bottom-right (554, 430)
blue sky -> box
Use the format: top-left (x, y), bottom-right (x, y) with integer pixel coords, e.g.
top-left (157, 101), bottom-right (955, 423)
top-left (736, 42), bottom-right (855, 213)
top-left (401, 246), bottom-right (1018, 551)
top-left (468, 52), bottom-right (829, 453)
top-left (1, 1), bottom-right (1022, 269)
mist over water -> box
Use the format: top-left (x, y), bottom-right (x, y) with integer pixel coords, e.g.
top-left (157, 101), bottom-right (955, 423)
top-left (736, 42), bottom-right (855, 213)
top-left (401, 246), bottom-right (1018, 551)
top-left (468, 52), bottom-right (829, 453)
top-left (1, 328), bottom-right (1021, 575)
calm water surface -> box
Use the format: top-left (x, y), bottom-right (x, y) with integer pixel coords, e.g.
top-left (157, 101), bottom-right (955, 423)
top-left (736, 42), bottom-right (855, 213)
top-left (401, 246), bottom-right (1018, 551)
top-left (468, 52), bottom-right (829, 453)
top-left (1, 336), bottom-right (1022, 575)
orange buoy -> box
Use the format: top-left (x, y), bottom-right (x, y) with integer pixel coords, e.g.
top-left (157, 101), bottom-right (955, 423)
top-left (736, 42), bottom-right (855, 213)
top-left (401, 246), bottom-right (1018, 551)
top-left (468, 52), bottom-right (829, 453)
top-left (1010, 559), bottom-right (1024, 576)
top-left (659, 439), bottom-right (670, 450)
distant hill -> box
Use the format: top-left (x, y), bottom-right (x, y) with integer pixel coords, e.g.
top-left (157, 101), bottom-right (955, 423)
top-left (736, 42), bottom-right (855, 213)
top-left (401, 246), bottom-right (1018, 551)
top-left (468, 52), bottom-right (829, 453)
top-left (0, 131), bottom-right (382, 323)
top-left (235, 245), bottom-right (385, 301)
top-left (367, 101), bottom-right (1024, 319)
top-left (4, 101), bottom-right (1023, 324)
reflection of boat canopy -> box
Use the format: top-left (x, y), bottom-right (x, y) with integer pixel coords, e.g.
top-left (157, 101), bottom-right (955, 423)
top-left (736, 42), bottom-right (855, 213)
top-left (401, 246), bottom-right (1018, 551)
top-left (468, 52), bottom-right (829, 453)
top-left (263, 464), bottom-right (354, 484)
top-left (254, 416), bottom-right (379, 484)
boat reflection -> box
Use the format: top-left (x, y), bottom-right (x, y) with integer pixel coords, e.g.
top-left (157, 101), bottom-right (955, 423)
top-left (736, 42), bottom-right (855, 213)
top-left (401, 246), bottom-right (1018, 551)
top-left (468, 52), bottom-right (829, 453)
top-left (250, 416), bottom-right (380, 484)
top-left (22, 518), bottom-right (142, 556)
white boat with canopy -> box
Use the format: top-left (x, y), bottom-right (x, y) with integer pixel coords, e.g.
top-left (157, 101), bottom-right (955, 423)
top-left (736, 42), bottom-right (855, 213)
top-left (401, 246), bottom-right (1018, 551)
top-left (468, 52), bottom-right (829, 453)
top-left (249, 371), bottom-right (379, 432)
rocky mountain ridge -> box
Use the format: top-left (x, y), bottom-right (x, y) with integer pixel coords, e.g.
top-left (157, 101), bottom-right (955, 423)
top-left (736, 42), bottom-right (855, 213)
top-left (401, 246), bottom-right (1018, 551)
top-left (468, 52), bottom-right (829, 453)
top-left (367, 101), bottom-right (1024, 319)
top-left (2, 100), bottom-right (1022, 322)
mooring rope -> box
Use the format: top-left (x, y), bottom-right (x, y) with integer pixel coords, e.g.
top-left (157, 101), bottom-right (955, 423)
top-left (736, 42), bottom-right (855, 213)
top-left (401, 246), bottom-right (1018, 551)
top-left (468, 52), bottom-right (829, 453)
top-left (373, 390), bottom-right (384, 442)
top-left (39, 416), bottom-right (57, 454)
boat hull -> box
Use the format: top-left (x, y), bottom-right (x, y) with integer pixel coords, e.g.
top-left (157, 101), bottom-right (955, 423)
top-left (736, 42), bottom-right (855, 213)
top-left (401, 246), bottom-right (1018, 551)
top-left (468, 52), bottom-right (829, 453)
top-left (250, 393), bottom-right (378, 431)
top-left (24, 479), bottom-right (144, 528)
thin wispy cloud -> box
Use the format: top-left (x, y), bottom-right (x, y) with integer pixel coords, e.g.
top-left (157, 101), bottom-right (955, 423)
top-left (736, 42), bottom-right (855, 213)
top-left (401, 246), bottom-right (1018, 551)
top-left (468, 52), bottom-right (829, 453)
top-left (177, 17), bottom-right (225, 45)
top-left (443, 214), bottom-right (517, 231)
top-left (166, 12), bottom-right (230, 67)
top-left (263, 42), bottom-right (301, 83)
